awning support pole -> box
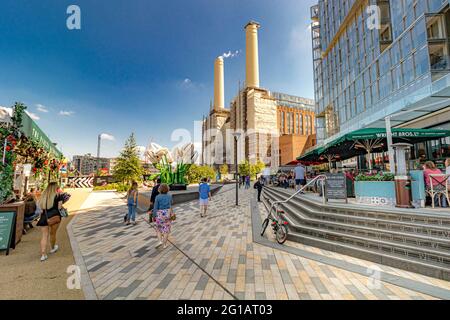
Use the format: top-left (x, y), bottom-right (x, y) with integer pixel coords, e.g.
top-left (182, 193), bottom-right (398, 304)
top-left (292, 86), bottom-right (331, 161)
top-left (385, 116), bottom-right (395, 174)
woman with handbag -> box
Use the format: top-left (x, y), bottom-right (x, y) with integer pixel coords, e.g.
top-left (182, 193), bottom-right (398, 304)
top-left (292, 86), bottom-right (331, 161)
top-left (152, 183), bottom-right (175, 249)
top-left (37, 182), bottom-right (65, 262)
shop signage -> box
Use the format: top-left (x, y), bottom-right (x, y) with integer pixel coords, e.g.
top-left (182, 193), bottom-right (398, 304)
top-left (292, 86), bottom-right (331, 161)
top-left (325, 173), bottom-right (347, 202)
top-left (0, 211), bottom-right (15, 255)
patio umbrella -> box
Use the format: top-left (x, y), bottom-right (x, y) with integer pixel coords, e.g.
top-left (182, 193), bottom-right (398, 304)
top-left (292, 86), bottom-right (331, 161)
top-left (297, 128), bottom-right (450, 165)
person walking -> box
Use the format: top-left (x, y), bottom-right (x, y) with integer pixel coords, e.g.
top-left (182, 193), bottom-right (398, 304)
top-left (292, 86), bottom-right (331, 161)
top-left (245, 175), bottom-right (251, 189)
top-left (126, 182), bottom-right (139, 226)
top-left (294, 163), bottom-right (306, 191)
top-left (36, 182), bottom-right (68, 262)
top-left (153, 184), bottom-right (174, 249)
top-left (254, 178), bottom-right (264, 202)
top-left (148, 178), bottom-right (161, 218)
top-left (199, 178), bottom-right (212, 217)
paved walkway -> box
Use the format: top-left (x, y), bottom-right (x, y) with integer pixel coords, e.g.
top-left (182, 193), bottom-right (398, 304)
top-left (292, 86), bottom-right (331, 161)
top-left (69, 187), bottom-right (450, 300)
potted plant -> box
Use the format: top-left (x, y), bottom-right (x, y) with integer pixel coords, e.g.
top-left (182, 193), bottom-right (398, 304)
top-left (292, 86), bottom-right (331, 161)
top-left (354, 172), bottom-right (396, 206)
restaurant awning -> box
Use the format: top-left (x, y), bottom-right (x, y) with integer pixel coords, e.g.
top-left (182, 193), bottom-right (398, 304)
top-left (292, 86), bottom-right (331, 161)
top-left (1, 106), bottom-right (63, 158)
top-left (297, 128), bottom-right (450, 162)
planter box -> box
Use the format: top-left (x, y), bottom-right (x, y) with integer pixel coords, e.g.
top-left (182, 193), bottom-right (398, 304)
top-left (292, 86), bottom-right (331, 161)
top-left (0, 202), bottom-right (25, 247)
top-left (169, 184), bottom-right (187, 191)
top-left (355, 181), bottom-right (396, 206)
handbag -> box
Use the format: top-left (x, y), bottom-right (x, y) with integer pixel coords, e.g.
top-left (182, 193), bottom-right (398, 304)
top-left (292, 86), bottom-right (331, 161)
top-left (170, 211), bottom-right (176, 221)
top-left (43, 194), bottom-right (61, 226)
top-left (59, 208), bottom-right (69, 218)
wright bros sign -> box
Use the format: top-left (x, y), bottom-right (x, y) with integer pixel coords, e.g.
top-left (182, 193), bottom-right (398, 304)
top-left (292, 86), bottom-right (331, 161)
top-left (0, 211), bottom-right (15, 255)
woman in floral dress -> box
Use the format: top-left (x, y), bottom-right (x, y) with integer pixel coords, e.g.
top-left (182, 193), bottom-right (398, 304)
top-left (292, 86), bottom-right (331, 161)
top-left (152, 183), bottom-right (174, 249)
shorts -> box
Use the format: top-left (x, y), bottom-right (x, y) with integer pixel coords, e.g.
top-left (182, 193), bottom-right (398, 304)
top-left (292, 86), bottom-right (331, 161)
top-left (296, 179), bottom-right (306, 186)
top-left (199, 198), bottom-right (209, 206)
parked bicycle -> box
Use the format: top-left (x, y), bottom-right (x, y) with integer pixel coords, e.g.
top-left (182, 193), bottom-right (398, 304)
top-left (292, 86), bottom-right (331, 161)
top-left (261, 207), bottom-right (288, 244)
top-left (260, 174), bottom-right (327, 245)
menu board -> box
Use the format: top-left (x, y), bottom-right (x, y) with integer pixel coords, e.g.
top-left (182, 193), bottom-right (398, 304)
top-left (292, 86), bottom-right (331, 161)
top-left (325, 173), bottom-right (347, 201)
top-left (0, 211), bottom-right (15, 255)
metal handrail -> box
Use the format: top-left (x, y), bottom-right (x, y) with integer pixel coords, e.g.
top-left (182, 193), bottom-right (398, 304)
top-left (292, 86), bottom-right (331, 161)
top-left (268, 175), bottom-right (327, 219)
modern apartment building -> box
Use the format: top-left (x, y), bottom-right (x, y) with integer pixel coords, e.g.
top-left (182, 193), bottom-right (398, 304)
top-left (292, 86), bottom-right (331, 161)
top-left (72, 154), bottom-right (111, 176)
top-left (311, 0), bottom-right (450, 164)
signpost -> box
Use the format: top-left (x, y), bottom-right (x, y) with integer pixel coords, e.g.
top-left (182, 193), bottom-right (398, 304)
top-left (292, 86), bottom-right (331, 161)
top-left (0, 211), bottom-right (16, 256)
top-left (325, 173), bottom-right (347, 203)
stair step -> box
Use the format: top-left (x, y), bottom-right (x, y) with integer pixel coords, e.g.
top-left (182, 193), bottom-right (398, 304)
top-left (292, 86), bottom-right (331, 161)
top-left (287, 230), bottom-right (450, 281)
top-left (267, 187), bottom-right (450, 226)
top-left (263, 188), bottom-right (450, 237)
top-left (263, 191), bottom-right (450, 249)
top-left (260, 191), bottom-right (450, 280)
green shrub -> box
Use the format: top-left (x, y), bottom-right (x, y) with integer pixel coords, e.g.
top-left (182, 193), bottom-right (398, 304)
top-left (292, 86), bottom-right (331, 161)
top-left (355, 173), bottom-right (395, 182)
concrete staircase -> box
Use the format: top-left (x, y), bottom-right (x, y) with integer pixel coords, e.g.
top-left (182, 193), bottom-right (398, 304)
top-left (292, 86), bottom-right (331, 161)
top-left (262, 186), bottom-right (450, 281)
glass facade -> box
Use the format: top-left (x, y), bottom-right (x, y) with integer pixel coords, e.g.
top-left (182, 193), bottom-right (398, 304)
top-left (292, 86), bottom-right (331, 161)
top-left (311, 0), bottom-right (450, 146)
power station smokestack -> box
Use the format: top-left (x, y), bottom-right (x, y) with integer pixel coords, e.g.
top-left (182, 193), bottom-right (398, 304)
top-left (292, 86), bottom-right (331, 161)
top-left (214, 56), bottom-right (225, 110)
top-left (245, 21), bottom-right (260, 88)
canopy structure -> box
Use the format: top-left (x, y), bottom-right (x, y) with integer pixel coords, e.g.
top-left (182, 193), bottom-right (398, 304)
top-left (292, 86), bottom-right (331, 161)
top-left (297, 128), bottom-right (450, 166)
top-left (1, 106), bottom-right (63, 158)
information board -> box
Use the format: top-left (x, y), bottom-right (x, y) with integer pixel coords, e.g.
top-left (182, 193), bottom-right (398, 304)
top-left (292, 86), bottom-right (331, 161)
top-left (325, 173), bottom-right (347, 201)
top-left (0, 211), bottom-right (15, 255)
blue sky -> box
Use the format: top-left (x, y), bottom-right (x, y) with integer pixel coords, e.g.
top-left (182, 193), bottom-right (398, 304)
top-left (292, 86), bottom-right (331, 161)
top-left (0, 0), bottom-right (316, 159)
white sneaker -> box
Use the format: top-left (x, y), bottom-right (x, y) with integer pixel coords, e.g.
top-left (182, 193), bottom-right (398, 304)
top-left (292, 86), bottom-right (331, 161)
top-left (155, 241), bottom-right (163, 249)
top-left (50, 245), bottom-right (59, 254)
top-left (40, 255), bottom-right (48, 262)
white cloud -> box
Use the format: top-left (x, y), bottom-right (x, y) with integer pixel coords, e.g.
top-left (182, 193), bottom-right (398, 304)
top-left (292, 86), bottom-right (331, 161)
top-left (26, 111), bottom-right (40, 121)
top-left (221, 49), bottom-right (241, 59)
top-left (100, 133), bottom-right (115, 141)
top-left (59, 110), bottom-right (75, 116)
top-left (179, 78), bottom-right (205, 90)
top-left (36, 104), bottom-right (49, 113)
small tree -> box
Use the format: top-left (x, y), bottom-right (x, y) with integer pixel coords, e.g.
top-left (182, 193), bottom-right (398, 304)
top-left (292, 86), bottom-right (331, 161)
top-left (186, 165), bottom-right (215, 184)
top-left (238, 160), bottom-right (251, 177)
top-left (112, 133), bottom-right (143, 185)
top-left (219, 164), bottom-right (229, 176)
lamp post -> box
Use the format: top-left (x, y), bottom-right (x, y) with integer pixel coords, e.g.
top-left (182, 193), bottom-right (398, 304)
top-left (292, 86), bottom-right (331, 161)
top-left (96, 134), bottom-right (102, 175)
top-left (232, 132), bottom-right (241, 206)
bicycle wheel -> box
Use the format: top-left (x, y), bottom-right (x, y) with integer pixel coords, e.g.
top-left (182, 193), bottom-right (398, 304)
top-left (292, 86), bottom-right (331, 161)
top-left (261, 218), bottom-right (270, 236)
top-left (275, 224), bottom-right (288, 244)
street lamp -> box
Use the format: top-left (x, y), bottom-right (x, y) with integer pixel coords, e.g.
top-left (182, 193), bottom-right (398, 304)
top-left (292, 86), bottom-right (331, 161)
top-left (232, 132), bottom-right (241, 206)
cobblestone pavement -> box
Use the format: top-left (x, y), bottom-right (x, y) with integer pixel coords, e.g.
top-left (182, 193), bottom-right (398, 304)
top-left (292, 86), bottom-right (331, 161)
top-left (69, 187), bottom-right (450, 300)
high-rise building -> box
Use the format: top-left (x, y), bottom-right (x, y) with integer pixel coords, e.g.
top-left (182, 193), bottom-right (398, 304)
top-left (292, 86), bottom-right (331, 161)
top-left (311, 0), bottom-right (450, 162)
top-left (202, 21), bottom-right (316, 170)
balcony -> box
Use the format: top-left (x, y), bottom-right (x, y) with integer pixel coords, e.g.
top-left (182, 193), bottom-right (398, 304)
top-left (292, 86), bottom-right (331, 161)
top-left (311, 5), bottom-right (319, 21)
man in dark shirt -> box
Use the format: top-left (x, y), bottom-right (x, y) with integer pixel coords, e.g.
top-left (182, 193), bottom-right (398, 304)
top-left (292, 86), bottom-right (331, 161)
top-left (148, 178), bottom-right (161, 212)
top-left (254, 178), bottom-right (264, 202)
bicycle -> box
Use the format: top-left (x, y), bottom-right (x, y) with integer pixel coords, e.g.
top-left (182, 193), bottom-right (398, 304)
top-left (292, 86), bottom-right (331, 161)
top-left (260, 207), bottom-right (288, 244)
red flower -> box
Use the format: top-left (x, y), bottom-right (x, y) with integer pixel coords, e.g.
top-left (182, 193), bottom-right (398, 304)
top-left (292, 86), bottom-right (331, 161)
top-left (6, 146), bottom-right (11, 151)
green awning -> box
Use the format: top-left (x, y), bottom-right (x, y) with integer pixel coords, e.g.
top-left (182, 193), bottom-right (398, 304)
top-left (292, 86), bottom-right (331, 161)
top-left (20, 112), bottom-right (63, 158)
top-left (298, 128), bottom-right (450, 162)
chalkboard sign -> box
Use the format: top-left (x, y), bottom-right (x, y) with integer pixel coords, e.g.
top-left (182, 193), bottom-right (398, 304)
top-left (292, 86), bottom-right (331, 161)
top-left (0, 211), bottom-right (15, 255)
top-left (325, 173), bottom-right (347, 202)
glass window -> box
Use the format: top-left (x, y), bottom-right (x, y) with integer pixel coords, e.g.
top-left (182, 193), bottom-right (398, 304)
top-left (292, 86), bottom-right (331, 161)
top-left (414, 45), bottom-right (429, 77)
top-left (392, 64), bottom-right (403, 91)
top-left (402, 55), bottom-right (415, 84)
top-left (412, 19), bottom-right (427, 48)
top-left (379, 73), bottom-right (392, 100)
top-left (299, 114), bottom-right (304, 135)
top-left (401, 31), bottom-right (413, 57)
top-left (391, 42), bottom-right (402, 66)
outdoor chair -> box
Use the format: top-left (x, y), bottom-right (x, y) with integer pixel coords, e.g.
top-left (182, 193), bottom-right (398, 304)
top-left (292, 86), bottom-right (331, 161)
top-left (426, 174), bottom-right (450, 209)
